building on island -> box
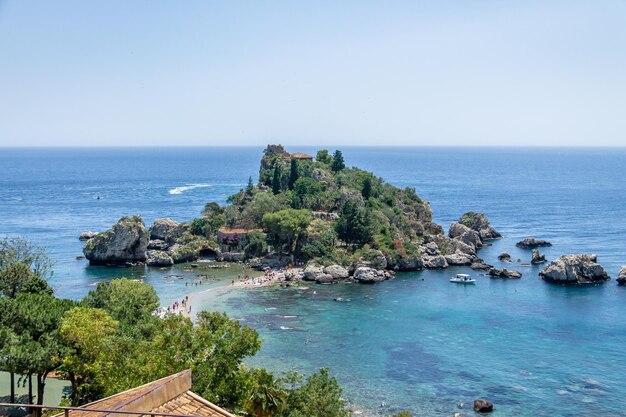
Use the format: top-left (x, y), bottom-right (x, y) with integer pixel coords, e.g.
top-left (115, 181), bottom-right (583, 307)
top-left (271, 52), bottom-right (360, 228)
top-left (288, 152), bottom-right (313, 160)
top-left (217, 228), bottom-right (262, 253)
top-left (52, 370), bottom-right (236, 417)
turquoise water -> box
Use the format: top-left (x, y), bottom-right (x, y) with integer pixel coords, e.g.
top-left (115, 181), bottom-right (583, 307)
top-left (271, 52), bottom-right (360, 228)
top-left (2, 147), bottom-right (626, 416)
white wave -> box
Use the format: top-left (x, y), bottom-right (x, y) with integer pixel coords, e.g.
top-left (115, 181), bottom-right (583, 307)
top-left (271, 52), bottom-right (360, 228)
top-left (168, 183), bottom-right (211, 195)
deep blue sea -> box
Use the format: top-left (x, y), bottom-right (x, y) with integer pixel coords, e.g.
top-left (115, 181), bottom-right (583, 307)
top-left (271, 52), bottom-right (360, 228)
top-left (1, 147), bottom-right (626, 416)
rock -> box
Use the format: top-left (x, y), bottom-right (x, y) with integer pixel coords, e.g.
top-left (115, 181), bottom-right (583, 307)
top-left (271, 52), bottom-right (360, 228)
top-left (531, 249), bottom-right (547, 265)
top-left (147, 239), bottom-right (169, 250)
top-left (353, 267), bottom-right (387, 284)
top-left (539, 254), bottom-right (609, 284)
top-left (471, 261), bottom-right (493, 271)
top-left (420, 242), bottom-right (441, 257)
top-left (324, 265), bottom-right (349, 279)
top-left (167, 243), bottom-right (198, 263)
top-left (448, 222), bottom-right (482, 248)
top-left (498, 252), bottom-right (511, 262)
top-left (473, 399), bottom-right (494, 412)
top-left (149, 218), bottom-right (185, 243)
top-left (221, 252), bottom-right (243, 262)
top-left (396, 256), bottom-right (423, 271)
top-left (315, 274), bottom-right (334, 284)
top-left (79, 231), bottom-right (98, 241)
top-left (488, 268), bottom-right (523, 279)
top-left (83, 216), bottom-right (149, 265)
top-left (516, 238), bottom-right (552, 249)
top-left (303, 264), bottom-right (325, 281)
top-left (422, 255), bottom-right (448, 269)
top-left (618, 266), bottom-right (626, 285)
top-left (445, 253), bottom-right (474, 266)
top-left (459, 212), bottom-right (501, 240)
top-left (146, 250), bottom-right (174, 267)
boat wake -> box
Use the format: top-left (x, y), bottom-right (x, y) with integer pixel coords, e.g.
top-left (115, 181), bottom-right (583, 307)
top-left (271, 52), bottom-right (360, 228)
top-left (169, 183), bottom-right (211, 195)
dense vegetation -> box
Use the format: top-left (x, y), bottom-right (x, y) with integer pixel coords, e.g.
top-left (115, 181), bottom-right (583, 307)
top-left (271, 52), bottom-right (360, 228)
top-left (185, 145), bottom-right (440, 268)
top-left (0, 237), bottom-right (348, 417)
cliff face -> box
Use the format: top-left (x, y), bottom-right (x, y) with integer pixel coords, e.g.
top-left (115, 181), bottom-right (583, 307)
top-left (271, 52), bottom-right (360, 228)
top-left (83, 216), bottom-right (149, 265)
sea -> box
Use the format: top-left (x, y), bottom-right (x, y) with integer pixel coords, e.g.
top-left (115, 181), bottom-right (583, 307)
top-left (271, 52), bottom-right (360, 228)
top-left (1, 146), bottom-right (626, 416)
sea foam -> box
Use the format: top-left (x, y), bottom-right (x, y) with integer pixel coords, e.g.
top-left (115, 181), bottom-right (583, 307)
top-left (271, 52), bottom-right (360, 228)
top-left (168, 183), bottom-right (211, 195)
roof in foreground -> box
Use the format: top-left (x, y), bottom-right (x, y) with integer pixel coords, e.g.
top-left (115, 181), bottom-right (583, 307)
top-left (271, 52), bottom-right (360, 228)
top-left (58, 370), bottom-right (237, 417)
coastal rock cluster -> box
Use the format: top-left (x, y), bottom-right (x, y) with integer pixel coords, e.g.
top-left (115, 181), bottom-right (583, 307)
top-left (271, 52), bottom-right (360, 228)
top-left (82, 216), bottom-right (219, 266)
top-left (617, 266), bottom-right (626, 285)
top-left (539, 254), bottom-right (610, 284)
top-left (516, 238), bottom-right (552, 249)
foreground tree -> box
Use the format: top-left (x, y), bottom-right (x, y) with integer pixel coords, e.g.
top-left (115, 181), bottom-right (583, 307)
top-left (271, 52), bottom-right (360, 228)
top-left (278, 368), bottom-right (348, 417)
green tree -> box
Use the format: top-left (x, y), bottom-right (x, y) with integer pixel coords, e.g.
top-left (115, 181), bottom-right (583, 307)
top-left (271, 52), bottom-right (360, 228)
top-left (362, 176), bottom-right (372, 200)
top-left (59, 307), bottom-right (119, 406)
top-left (82, 278), bottom-right (159, 336)
top-left (293, 177), bottom-right (322, 209)
top-left (244, 231), bottom-right (268, 259)
top-left (245, 368), bottom-right (287, 417)
top-left (0, 237), bottom-right (53, 280)
top-left (288, 159), bottom-right (299, 190)
top-left (246, 176), bottom-right (255, 195)
top-left (279, 368), bottom-right (347, 417)
top-left (316, 149), bottom-right (333, 165)
top-left (263, 209), bottom-right (311, 259)
top-left (335, 201), bottom-right (372, 245)
top-left (0, 262), bottom-right (36, 298)
top-left (272, 164), bottom-right (282, 194)
top-left (331, 150), bottom-right (345, 172)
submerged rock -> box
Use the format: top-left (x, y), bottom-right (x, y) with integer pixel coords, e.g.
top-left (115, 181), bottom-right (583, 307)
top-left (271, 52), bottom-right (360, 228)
top-left (83, 216), bottom-right (149, 265)
top-left (498, 252), bottom-right (512, 262)
top-left (146, 250), bottom-right (174, 267)
top-left (459, 212), bottom-right (501, 240)
top-left (516, 238), bottom-right (552, 249)
top-left (618, 266), bottom-right (626, 285)
top-left (540, 254), bottom-right (609, 284)
top-left (474, 399), bottom-right (494, 412)
top-left (488, 268), bottom-right (522, 279)
top-left (531, 249), bottom-right (547, 265)
top-left (79, 231), bottom-right (98, 241)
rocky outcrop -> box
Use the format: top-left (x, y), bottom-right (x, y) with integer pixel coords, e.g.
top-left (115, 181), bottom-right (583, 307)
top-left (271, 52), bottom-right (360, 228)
top-left (474, 399), bottom-right (493, 413)
top-left (445, 253), bottom-right (474, 266)
top-left (471, 261), bottom-right (493, 271)
top-left (79, 231), bottom-right (98, 241)
top-left (488, 268), bottom-right (522, 279)
top-left (617, 266), bottom-right (626, 285)
top-left (83, 216), bottom-right (149, 265)
top-left (498, 252), bottom-right (511, 262)
top-left (147, 239), bottom-right (169, 251)
top-left (531, 249), bottom-right (547, 265)
top-left (146, 250), bottom-right (174, 267)
top-left (516, 238), bottom-right (552, 249)
top-left (419, 242), bottom-right (449, 269)
top-left (353, 267), bottom-right (392, 284)
top-left (459, 212), bottom-right (501, 240)
top-left (448, 222), bottom-right (482, 248)
top-left (315, 274), bottom-right (334, 284)
top-left (303, 264), bottom-right (324, 281)
top-left (149, 218), bottom-right (186, 244)
top-left (540, 254), bottom-right (609, 284)
top-left (324, 265), bottom-right (349, 280)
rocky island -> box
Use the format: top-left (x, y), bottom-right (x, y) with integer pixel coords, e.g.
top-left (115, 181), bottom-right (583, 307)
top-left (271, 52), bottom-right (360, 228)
top-left (81, 145), bottom-right (507, 283)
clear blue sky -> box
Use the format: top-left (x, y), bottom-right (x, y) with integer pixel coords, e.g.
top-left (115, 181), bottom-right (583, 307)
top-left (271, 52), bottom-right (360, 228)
top-left (1, 0), bottom-right (625, 147)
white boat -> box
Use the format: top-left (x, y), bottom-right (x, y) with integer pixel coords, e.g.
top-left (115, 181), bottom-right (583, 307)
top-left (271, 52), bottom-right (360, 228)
top-left (449, 273), bottom-right (476, 284)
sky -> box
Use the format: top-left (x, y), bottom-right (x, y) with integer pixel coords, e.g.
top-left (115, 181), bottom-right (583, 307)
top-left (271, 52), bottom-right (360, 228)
top-left (0, 1), bottom-right (625, 147)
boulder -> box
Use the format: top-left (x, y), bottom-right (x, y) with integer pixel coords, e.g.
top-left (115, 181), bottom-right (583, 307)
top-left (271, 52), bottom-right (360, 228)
top-left (167, 243), bottom-right (199, 263)
top-left (471, 261), bottom-right (493, 271)
top-left (146, 250), bottom-right (174, 267)
top-left (83, 216), bottom-right (149, 265)
top-left (459, 212), bottom-right (501, 240)
top-left (303, 264), bottom-right (325, 281)
top-left (474, 399), bottom-right (494, 413)
top-left (353, 267), bottom-right (387, 284)
top-left (324, 265), bottom-right (349, 280)
top-left (315, 274), bottom-right (334, 284)
top-left (79, 231), bottom-right (98, 241)
top-left (516, 238), bottom-right (552, 249)
top-left (445, 253), bottom-right (474, 266)
top-left (531, 249), bottom-right (547, 265)
top-left (396, 256), bottom-right (423, 271)
top-left (539, 254), bottom-right (609, 284)
top-left (617, 266), bottom-right (626, 285)
top-left (489, 268), bottom-right (522, 279)
top-left (498, 252), bottom-right (512, 262)
top-left (149, 218), bottom-right (186, 243)
top-left (422, 255), bottom-right (448, 269)
top-left (448, 222), bottom-right (482, 248)
top-left (147, 239), bottom-right (169, 251)
top-left (420, 242), bottom-right (441, 257)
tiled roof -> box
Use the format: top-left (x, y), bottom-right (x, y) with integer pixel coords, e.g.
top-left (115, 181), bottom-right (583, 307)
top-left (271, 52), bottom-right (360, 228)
top-left (56, 370), bottom-right (236, 417)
